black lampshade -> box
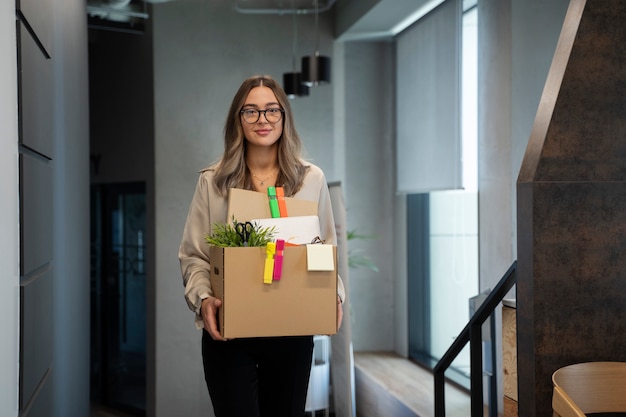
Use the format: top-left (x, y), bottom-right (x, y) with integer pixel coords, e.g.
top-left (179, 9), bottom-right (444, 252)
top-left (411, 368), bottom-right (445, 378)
top-left (283, 72), bottom-right (310, 98)
top-left (301, 54), bottom-right (331, 86)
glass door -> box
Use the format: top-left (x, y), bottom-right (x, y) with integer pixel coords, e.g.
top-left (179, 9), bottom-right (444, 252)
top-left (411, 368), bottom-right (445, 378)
top-left (91, 182), bottom-right (146, 416)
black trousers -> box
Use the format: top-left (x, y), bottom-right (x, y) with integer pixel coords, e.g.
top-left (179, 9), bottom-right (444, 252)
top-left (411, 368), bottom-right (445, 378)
top-left (202, 330), bottom-right (314, 417)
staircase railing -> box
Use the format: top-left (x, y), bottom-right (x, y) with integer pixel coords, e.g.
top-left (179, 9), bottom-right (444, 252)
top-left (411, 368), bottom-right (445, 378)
top-left (433, 261), bottom-right (517, 417)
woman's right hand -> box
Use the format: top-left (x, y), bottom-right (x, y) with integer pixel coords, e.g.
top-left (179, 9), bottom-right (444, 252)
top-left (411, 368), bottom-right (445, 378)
top-left (201, 296), bottom-right (227, 341)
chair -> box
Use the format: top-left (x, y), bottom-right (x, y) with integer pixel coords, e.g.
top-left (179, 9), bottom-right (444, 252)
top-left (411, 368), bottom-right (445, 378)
top-left (552, 361), bottom-right (626, 417)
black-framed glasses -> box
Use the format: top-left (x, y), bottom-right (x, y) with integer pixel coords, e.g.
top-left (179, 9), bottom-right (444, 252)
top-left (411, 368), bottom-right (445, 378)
top-left (240, 108), bottom-right (284, 124)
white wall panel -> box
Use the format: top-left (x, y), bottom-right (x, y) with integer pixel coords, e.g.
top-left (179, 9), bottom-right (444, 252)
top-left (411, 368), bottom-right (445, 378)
top-left (18, 23), bottom-right (54, 158)
top-left (17, 0), bottom-right (54, 55)
top-left (20, 154), bottom-right (53, 274)
top-left (20, 269), bottom-right (53, 410)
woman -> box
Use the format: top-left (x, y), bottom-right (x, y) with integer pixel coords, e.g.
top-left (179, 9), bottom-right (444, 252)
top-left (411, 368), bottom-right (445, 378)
top-left (179, 75), bottom-right (345, 417)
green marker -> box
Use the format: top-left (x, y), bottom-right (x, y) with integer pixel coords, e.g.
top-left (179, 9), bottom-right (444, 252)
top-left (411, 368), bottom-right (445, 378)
top-left (267, 186), bottom-right (280, 218)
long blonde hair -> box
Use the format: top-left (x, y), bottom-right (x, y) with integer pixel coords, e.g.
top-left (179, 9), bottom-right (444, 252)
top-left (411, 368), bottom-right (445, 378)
top-left (213, 75), bottom-right (308, 197)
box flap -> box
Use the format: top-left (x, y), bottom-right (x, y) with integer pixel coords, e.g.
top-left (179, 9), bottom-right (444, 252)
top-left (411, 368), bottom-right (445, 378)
top-left (227, 188), bottom-right (317, 222)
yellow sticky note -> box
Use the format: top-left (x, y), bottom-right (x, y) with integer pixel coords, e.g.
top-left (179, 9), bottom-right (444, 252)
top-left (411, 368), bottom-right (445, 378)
top-left (306, 244), bottom-right (335, 271)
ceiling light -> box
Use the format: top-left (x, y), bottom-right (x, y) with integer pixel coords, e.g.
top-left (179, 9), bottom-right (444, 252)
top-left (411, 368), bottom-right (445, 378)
top-left (301, 0), bottom-right (330, 86)
top-left (283, 0), bottom-right (309, 98)
top-left (283, 72), bottom-right (309, 98)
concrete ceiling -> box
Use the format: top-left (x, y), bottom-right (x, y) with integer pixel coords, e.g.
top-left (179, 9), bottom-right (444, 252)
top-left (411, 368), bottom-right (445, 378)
top-left (232, 0), bottom-right (447, 40)
top-left (335, 0), bottom-right (445, 41)
top-left (88, 0), bottom-right (458, 38)
top-left (233, 0), bottom-right (338, 14)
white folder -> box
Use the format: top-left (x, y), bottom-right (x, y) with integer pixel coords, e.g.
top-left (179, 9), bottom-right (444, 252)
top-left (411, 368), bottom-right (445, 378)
top-left (250, 215), bottom-right (321, 245)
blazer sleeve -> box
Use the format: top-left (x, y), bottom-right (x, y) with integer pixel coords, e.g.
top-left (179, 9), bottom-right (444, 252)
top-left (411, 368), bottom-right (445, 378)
top-left (179, 172), bottom-right (215, 329)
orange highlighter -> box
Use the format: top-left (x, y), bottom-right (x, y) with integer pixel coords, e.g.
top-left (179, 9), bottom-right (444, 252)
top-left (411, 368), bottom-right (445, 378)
top-left (276, 186), bottom-right (288, 217)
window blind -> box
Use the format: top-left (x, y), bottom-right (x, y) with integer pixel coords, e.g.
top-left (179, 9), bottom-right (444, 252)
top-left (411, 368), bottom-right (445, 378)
top-left (396, 0), bottom-right (462, 193)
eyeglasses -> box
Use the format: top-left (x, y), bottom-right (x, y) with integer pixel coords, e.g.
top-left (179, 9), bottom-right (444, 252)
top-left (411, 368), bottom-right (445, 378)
top-left (240, 108), bottom-right (284, 124)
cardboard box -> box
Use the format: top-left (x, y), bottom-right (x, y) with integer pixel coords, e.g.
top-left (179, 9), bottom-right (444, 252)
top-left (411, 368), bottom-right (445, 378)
top-left (209, 245), bottom-right (337, 338)
top-left (207, 188), bottom-right (338, 338)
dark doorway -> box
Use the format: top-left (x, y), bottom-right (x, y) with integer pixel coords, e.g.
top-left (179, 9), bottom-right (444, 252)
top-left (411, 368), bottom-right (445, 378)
top-left (91, 182), bottom-right (146, 416)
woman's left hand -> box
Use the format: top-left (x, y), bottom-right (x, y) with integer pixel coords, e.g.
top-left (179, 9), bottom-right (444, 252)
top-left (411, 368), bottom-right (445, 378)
top-left (337, 296), bottom-right (343, 331)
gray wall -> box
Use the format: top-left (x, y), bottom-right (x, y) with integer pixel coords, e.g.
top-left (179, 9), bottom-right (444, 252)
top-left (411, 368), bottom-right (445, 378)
top-left (510, 0), bottom-right (572, 248)
top-left (50, 0), bottom-right (91, 407)
top-left (479, 0), bottom-right (570, 290)
top-left (341, 41), bottom-right (396, 351)
top-left (479, 0), bottom-right (569, 411)
top-left (49, 0), bottom-right (91, 415)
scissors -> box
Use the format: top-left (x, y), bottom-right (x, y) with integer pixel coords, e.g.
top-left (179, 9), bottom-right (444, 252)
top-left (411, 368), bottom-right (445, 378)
top-left (235, 221), bottom-right (253, 246)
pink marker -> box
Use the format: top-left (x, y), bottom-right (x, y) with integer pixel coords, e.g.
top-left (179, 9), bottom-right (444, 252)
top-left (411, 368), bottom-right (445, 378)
top-left (273, 239), bottom-right (285, 280)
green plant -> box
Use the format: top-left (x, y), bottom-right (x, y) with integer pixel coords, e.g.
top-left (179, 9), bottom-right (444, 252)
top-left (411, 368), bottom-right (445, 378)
top-left (205, 218), bottom-right (276, 247)
top-left (347, 229), bottom-right (379, 272)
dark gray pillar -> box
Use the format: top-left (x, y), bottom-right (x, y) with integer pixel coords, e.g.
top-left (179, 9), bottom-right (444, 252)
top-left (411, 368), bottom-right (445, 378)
top-left (517, 0), bottom-right (626, 416)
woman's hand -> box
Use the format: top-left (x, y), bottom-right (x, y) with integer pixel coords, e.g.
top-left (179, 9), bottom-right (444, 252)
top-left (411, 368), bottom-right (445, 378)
top-left (201, 296), bottom-right (227, 341)
top-left (337, 296), bottom-right (343, 331)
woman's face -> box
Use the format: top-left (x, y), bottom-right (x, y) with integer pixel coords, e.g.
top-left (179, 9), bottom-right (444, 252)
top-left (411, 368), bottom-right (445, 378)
top-left (240, 86), bottom-right (284, 148)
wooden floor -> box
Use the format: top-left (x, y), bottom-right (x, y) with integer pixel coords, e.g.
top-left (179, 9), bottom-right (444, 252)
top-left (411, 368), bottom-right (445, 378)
top-left (354, 352), bottom-right (474, 417)
top-left (93, 352), bottom-right (476, 417)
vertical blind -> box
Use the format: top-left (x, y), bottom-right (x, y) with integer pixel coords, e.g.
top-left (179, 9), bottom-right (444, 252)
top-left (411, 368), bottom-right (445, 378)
top-left (396, 0), bottom-right (462, 194)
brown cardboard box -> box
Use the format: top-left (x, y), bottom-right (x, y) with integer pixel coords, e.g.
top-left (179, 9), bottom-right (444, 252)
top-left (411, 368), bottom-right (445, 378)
top-left (207, 188), bottom-right (338, 338)
top-left (209, 245), bottom-right (337, 338)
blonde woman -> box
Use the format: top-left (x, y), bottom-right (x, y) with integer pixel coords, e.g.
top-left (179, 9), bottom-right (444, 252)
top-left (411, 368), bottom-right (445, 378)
top-left (179, 75), bottom-right (344, 417)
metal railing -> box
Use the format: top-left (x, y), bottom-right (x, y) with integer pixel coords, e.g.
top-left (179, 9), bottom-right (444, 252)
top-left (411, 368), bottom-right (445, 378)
top-left (434, 261), bottom-right (517, 417)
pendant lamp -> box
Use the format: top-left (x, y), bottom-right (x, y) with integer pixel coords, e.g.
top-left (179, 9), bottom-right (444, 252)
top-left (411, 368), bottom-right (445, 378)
top-left (283, 72), bottom-right (309, 98)
top-left (301, 0), bottom-right (330, 86)
top-left (283, 3), bottom-right (309, 98)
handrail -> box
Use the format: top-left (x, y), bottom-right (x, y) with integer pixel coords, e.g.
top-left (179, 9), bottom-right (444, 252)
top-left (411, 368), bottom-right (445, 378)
top-left (433, 261), bottom-right (517, 417)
